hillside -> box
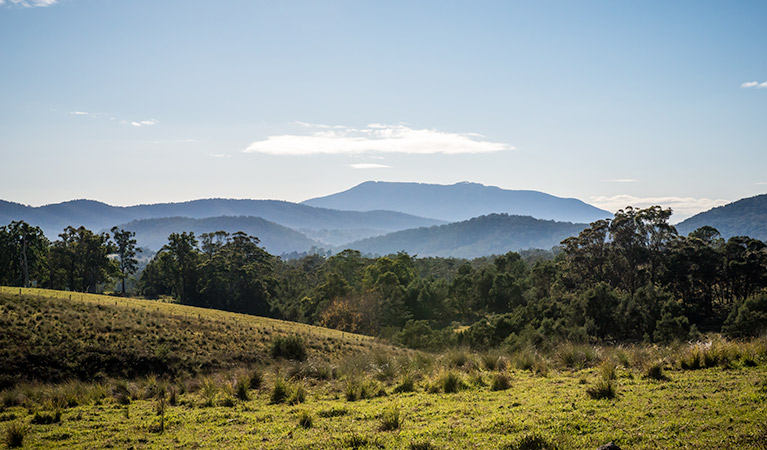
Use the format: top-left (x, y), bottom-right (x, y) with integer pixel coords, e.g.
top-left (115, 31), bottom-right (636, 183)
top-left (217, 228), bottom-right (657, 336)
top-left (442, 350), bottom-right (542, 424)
top-left (303, 181), bottom-right (612, 223)
top-left (676, 194), bottom-right (767, 241)
top-left (344, 213), bottom-right (587, 258)
top-left (0, 287), bottom-right (398, 385)
top-left (118, 216), bottom-right (322, 253)
top-left (0, 198), bottom-right (444, 245)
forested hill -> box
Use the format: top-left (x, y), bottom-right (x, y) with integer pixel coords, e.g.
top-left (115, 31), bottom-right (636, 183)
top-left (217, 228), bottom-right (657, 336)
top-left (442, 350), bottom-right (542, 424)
top-left (302, 181), bottom-right (612, 223)
top-left (344, 213), bottom-right (587, 258)
top-left (0, 198), bottom-right (444, 242)
top-left (118, 216), bottom-right (322, 254)
top-left (676, 194), bottom-right (767, 241)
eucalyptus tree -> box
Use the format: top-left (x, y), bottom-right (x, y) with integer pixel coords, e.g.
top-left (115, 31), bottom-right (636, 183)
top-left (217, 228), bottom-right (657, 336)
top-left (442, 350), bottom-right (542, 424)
top-left (111, 226), bottom-right (140, 295)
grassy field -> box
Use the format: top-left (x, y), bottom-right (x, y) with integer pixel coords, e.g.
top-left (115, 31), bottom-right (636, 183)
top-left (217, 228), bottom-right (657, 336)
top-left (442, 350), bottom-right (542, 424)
top-left (1, 287), bottom-right (766, 449)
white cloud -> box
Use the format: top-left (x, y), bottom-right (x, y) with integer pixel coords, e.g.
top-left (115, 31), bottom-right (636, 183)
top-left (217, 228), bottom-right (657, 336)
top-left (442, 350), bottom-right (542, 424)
top-left (605, 179), bottom-right (638, 183)
top-left (0, 0), bottom-right (57, 7)
top-left (130, 120), bottom-right (158, 127)
top-left (69, 111), bottom-right (97, 118)
top-left (590, 195), bottom-right (730, 222)
top-left (349, 163), bottom-right (391, 169)
top-left (210, 153), bottom-right (231, 158)
top-left (741, 80), bottom-right (767, 88)
top-left (244, 123), bottom-right (512, 156)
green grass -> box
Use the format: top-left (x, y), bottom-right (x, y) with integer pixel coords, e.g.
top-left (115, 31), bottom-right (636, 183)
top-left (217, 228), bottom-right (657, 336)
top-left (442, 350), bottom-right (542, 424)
top-left (2, 364), bottom-right (765, 449)
top-left (2, 287), bottom-right (767, 449)
top-left (0, 287), bottom-right (407, 386)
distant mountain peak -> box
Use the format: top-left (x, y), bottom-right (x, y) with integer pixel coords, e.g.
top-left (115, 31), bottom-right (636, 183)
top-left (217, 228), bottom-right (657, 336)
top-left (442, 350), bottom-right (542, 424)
top-left (302, 180), bottom-right (611, 224)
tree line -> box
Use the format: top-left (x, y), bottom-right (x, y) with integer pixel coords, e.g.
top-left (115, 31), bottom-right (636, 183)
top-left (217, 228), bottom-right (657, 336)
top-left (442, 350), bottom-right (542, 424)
top-left (1, 205), bottom-right (766, 349)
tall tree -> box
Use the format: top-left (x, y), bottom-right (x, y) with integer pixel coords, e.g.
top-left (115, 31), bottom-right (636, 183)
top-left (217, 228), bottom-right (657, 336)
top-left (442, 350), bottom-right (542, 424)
top-left (48, 226), bottom-right (117, 292)
top-left (111, 227), bottom-right (140, 295)
top-left (0, 221), bottom-right (49, 287)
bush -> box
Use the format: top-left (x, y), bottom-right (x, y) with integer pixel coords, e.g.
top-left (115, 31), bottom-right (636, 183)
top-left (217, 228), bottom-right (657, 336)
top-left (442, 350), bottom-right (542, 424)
top-left (235, 374), bottom-right (250, 401)
top-left (502, 432), bottom-right (559, 450)
top-left (644, 361), bottom-right (668, 381)
top-left (393, 374), bottom-right (416, 394)
top-left (586, 378), bottom-right (616, 400)
top-left (491, 373), bottom-right (511, 391)
top-left (4, 421), bottom-right (28, 448)
top-left (31, 410), bottom-right (61, 424)
top-left (379, 407), bottom-right (403, 431)
top-left (270, 335), bottom-right (308, 361)
top-left (724, 294), bottom-right (767, 338)
top-left (249, 369), bottom-right (264, 389)
top-left (433, 371), bottom-right (465, 394)
top-left (270, 378), bottom-right (291, 404)
top-left (298, 410), bottom-right (313, 429)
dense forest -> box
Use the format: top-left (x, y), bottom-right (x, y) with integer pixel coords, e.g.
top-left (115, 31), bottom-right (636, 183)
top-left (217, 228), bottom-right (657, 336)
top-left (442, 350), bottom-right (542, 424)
top-left (2, 205), bottom-right (766, 350)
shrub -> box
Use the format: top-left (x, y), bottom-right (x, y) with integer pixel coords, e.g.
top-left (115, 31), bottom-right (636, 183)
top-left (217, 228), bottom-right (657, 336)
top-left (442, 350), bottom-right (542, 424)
top-left (586, 378), bottom-right (616, 400)
top-left (235, 374), bottom-right (250, 401)
top-left (346, 433), bottom-right (369, 449)
top-left (249, 369), bottom-right (264, 389)
top-left (434, 371), bottom-right (466, 394)
top-left (491, 373), bottom-right (511, 391)
top-left (271, 378), bottom-right (291, 404)
top-left (318, 407), bottom-right (349, 418)
top-left (31, 410), bottom-right (61, 424)
top-left (644, 361), bottom-right (668, 381)
top-left (502, 432), bottom-right (559, 450)
top-left (200, 377), bottom-right (218, 407)
top-left (598, 360), bottom-right (617, 381)
top-left (556, 343), bottom-right (597, 370)
top-left (393, 374), bottom-right (416, 394)
top-left (288, 384), bottom-right (306, 405)
top-left (298, 410), bottom-right (313, 429)
top-left (4, 421), bottom-right (28, 448)
top-left (270, 335), bottom-right (308, 361)
top-left (379, 408), bottom-right (403, 431)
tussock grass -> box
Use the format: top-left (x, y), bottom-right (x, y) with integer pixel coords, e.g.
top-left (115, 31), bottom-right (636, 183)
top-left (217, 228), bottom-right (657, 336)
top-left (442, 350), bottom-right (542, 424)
top-left (378, 407), bottom-right (403, 431)
top-left (3, 421), bottom-right (28, 448)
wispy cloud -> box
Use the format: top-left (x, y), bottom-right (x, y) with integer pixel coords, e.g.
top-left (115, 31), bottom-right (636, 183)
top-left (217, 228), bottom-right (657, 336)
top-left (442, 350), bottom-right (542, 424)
top-left (0, 0), bottom-right (57, 7)
top-left (210, 153), bottom-right (231, 159)
top-left (756, 181), bottom-right (767, 186)
top-left (605, 179), bottom-right (638, 183)
top-left (590, 195), bottom-right (729, 222)
top-left (349, 163), bottom-right (391, 169)
top-left (740, 80), bottom-right (767, 88)
top-left (69, 111), bottom-right (97, 118)
top-left (130, 120), bottom-right (158, 127)
top-left (244, 123), bottom-right (512, 156)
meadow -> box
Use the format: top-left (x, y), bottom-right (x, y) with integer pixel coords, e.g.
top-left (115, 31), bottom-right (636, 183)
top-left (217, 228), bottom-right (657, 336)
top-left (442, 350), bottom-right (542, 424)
top-left (1, 288), bottom-right (766, 450)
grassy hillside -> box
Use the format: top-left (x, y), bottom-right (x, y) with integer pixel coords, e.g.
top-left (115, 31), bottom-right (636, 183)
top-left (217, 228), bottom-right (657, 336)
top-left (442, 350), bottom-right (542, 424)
top-left (1, 287), bottom-right (766, 449)
top-left (0, 287), bottom-right (399, 386)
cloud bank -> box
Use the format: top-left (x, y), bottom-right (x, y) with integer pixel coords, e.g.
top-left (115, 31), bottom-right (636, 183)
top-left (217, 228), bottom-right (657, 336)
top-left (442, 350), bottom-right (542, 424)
top-left (349, 163), bottom-right (391, 169)
top-left (741, 80), bottom-right (767, 88)
top-left (244, 123), bottom-right (511, 156)
top-left (0, 0), bottom-right (57, 7)
top-left (590, 195), bottom-right (729, 222)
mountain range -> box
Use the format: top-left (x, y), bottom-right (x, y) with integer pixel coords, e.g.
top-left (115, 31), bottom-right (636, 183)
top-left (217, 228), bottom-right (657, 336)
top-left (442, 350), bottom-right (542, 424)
top-left (303, 181), bottom-right (612, 223)
top-left (1, 182), bottom-right (763, 257)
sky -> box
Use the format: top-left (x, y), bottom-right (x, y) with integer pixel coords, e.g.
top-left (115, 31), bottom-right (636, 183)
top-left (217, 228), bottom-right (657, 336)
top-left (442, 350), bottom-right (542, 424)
top-left (1, 0), bottom-right (765, 222)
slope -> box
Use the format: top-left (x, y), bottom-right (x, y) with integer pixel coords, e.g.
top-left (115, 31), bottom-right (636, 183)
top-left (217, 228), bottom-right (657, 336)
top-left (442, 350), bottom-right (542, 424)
top-left (676, 194), bottom-right (767, 241)
top-left (117, 216), bottom-right (323, 254)
top-left (344, 213), bottom-right (587, 258)
top-left (303, 181), bottom-right (612, 223)
top-left (0, 287), bottom-right (400, 385)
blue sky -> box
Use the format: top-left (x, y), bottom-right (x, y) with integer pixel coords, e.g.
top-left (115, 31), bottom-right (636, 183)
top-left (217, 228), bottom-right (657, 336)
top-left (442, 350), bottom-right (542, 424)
top-left (1, 0), bottom-right (765, 221)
